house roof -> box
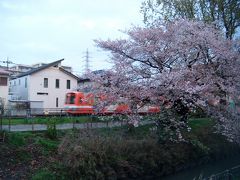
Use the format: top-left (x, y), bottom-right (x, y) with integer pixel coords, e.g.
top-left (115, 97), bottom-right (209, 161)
top-left (15, 59), bottom-right (64, 78)
top-left (78, 70), bottom-right (107, 83)
top-left (59, 67), bottom-right (79, 80)
top-left (0, 67), bottom-right (10, 76)
top-left (13, 59), bottom-right (79, 80)
top-left (78, 78), bottom-right (91, 83)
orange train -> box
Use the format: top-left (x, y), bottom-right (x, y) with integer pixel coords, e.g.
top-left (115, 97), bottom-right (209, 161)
top-left (64, 91), bottom-right (160, 115)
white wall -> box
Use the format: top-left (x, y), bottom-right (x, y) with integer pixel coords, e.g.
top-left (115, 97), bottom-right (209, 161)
top-left (29, 67), bottom-right (77, 109)
top-left (9, 76), bottom-right (29, 100)
top-left (0, 76), bottom-right (9, 108)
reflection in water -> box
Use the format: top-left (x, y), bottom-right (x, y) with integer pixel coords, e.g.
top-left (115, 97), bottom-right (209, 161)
top-left (162, 155), bottom-right (240, 180)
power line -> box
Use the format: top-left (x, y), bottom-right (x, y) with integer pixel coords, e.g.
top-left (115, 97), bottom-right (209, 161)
top-left (0, 57), bottom-right (15, 69)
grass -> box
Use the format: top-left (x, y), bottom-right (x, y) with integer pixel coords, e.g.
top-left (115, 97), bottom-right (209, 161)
top-left (0, 116), bottom-right (239, 179)
top-left (36, 138), bottom-right (59, 155)
top-left (0, 115), bottom-right (212, 125)
top-left (0, 116), bottom-right (95, 125)
top-left (32, 169), bottom-right (57, 180)
top-left (188, 117), bottom-right (215, 131)
top-left (96, 123), bottom-right (157, 139)
top-left (0, 114), bottom-right (156, 126)
top-left (7, 132), bottom-right (26, 146)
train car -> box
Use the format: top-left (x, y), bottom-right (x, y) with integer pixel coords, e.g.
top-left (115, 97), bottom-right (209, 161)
top-left (65, 91), bottom-right (94, 114)
top-left (64, 91), bottom-right (160, 115)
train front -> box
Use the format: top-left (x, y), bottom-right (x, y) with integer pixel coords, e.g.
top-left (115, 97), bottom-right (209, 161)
top-left (64, 91), bottom-right (94, 115)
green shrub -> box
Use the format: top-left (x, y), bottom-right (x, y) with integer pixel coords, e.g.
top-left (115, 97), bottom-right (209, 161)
top-left (58, 129), bottom-right (182, 179)
top-left (7, 132), bottom-right (25, 146)
top-left (45, 117), bottom-right (57, 139)
top-left (56, 120), bottom-right (240, 179)
top-left (190, 139), bottom-right (210, 155)
top-left (32, 169), bottom-right (57, 180)
top-left (37, 138), bottom-right (58, 152)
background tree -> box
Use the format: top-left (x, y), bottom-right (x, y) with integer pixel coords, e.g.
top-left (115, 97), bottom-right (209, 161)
top-left (93, 19), bottom-right (240, 143)
top-left (141, 0), bottom-right (240, 39)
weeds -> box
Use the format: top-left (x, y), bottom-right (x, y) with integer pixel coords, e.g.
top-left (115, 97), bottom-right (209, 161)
top-left (37, 138), bottom-right (59, 152)
top-left (32, 169), bottom-right (57, 180)
top-left (58, 129), bottom-right (162, 179)
top-left (57, 127), bottom-right (212, 179)
top-left (45, 117), bottom-right (57, 139)
top-left (7, 132), bottom-right (26, 146)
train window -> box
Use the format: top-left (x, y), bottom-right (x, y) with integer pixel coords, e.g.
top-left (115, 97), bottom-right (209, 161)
top-left (66, 93), bottom-right (75, 104)
top-left (69, 95), bottom-right (75, 104)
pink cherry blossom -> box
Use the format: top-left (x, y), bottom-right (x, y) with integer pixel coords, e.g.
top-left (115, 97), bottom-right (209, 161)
top-left (90, 19), bottom-right (240, 143)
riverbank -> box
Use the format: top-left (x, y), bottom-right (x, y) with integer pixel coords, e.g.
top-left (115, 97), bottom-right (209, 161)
top-left (163, 155), bottom-right (240, 180)
top-left (0, 118), bottom-right (239, 179)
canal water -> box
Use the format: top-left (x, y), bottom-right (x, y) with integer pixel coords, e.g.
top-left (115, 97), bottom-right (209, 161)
top-left (162, 155), bottom-right (240, 180)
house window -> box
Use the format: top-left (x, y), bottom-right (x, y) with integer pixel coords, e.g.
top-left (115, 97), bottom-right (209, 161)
top-left (37, 92), bottom-right (48, 95)
top-left (55, 79), bottom-right (60, 88)
top-left (25, 78), bottom-right (27, 88)
top-left (44, 78), bottom-right (48, 88)
top-left (56, 97), bottom-right (59, 107)
top-left (67, 80), bottom-right (70, 89)
top-left (0, 77), bottom-right (7, 86)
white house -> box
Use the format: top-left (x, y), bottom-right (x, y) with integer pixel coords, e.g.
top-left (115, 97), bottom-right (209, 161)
top-left (0, 67), bottom-right (10, 108)
top-left (9, 59), bottom-right (79, 109)
top-left (9, 64), bottom-right (33, 74)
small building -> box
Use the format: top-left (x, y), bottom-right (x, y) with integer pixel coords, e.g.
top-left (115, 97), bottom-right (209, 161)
top-left (0, 67), bottom-right (10, 109)
top-left (77, 70), bottom-right (107, 92)
top-left (9, 59), bottom-right (79, 110)
top-left (9, 64), bottom-right (33, 74)
top-left (78, 78), bottom-right (91, 92)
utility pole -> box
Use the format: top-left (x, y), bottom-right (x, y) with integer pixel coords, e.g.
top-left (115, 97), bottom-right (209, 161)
top-left (0, 57), bottom-right (14, 69)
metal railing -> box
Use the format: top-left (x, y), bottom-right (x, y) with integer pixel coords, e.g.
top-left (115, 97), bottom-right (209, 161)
top-left (0, 108), bottom-right (152, 132)
top-left (0, 108), bottom-right (67, 117)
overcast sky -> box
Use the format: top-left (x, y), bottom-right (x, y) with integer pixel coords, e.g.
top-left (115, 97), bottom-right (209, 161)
top-left (0, 0), bottom-right (144, 74)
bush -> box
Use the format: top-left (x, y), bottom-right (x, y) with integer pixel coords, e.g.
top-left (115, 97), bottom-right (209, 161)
top-left (37, 138), bottom-right (59, 152)
top-left (56, 121), bottom-right (240, 179)
top-left (190, 139), bottom-right (210, 155)
top-left (32, 169), bottom-right (56, 180)
top-left (58, 129), bottom-right (205, 179)
top-left (7, 132), bottom-right (26, 146)
top-left (45, 117), bottom-right (57, 139)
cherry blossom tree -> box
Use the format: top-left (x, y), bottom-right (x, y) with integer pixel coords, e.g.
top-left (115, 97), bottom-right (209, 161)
top-left (91, 19), bottom-right (240, 143)
top-left (141, 0), bottom-right (240, 39)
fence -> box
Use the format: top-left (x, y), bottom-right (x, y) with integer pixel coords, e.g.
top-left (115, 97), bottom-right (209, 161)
top-left (0, 108), bottom-right (152, 132)
top-left (0, 108), bottom-right (67, 117)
